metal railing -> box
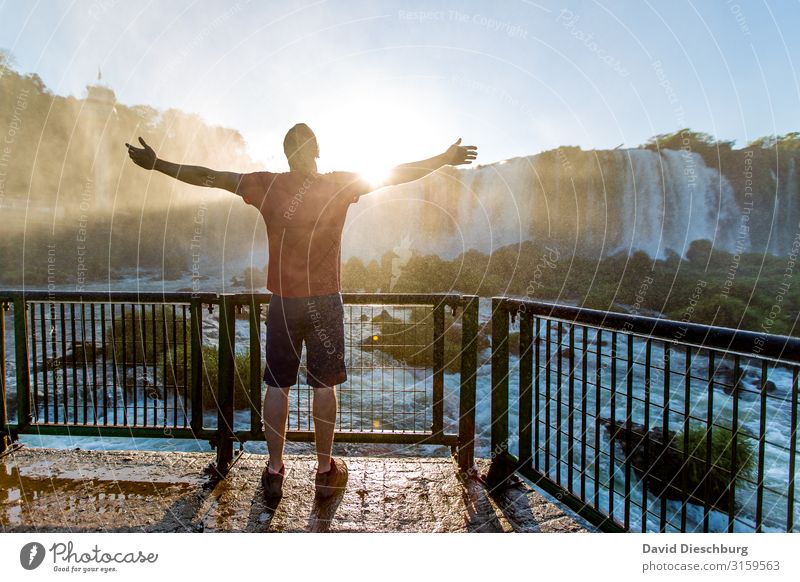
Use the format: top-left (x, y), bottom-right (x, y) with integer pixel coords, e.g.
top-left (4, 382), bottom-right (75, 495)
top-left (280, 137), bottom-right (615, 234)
top-left (489, 297), bottom-right (800, 533)
top-left (0, 291), bottom-right (479, 475)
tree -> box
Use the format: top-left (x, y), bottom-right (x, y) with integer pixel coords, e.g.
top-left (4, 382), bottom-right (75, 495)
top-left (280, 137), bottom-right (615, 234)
top-left (686, 239), bottom-right (713, 265)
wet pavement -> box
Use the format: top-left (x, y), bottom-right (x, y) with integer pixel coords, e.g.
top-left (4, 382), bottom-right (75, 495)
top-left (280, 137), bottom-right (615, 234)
top-left (0, 447), bottom-right (592, 533)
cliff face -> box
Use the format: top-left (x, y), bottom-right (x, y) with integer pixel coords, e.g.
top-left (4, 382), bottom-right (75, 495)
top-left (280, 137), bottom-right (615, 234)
top-left (344, 146), bottom-right (800, 261)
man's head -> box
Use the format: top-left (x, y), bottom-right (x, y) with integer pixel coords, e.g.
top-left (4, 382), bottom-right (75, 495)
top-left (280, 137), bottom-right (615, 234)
top-left (284, 123), bottom-right (319, 174)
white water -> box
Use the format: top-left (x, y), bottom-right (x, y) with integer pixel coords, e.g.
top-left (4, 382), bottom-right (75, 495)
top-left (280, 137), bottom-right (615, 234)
top-left (344, 148), bottom-right (749, 262)
top-left (3, 292), bottom-right (797, 532)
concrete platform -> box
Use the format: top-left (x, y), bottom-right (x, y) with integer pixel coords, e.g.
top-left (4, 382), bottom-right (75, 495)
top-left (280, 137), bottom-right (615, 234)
top-left (0, 447), bottom-right (592, 533)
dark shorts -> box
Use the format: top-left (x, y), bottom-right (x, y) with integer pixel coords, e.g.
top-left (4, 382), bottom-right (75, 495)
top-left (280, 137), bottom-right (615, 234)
top-left (263, 293), bottom-right (346, 388)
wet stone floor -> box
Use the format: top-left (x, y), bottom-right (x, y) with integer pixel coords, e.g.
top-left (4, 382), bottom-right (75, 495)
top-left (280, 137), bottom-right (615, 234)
top-left (0, 447), bottom-right (591, 533)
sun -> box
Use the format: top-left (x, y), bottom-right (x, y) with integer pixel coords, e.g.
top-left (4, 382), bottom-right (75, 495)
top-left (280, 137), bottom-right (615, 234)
top-left (314, 91), bottom-right (445, 188)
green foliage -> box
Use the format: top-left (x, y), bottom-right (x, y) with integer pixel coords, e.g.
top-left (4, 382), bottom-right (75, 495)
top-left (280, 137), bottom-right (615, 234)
top-left (104, 307), bottom-right (189, 364)
top-left (748, 133), bottom-right (800, 151)
top-left (343, 240), bottom-right (798, 336)
top-left (197, 346), bottom-right (254, 409)
top-left (101, 307), bottom-right (254, 410)
top-left (155, 345), bottom-right (254, 410)
top-left (676, 424), bottom-right (756, 503)
top-left (643, 129), bottom-right (735, 168)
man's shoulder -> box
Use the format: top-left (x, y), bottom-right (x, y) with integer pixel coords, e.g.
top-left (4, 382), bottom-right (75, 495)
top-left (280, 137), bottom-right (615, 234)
top-left (322, 171), bottom-right (372, 198)
top-left (323, 171), bottom-right (360, 183)
top-left (240, 170), bottom-right (286, 186)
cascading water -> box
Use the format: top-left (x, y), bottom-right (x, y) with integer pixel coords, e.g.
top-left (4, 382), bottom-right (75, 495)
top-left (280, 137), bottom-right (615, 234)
top-left (344, 147), bottom-right (755, 262)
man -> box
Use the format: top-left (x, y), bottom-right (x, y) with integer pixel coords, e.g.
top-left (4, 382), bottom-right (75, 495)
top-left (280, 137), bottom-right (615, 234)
top-left (125, 124), bottom-right (477, 501)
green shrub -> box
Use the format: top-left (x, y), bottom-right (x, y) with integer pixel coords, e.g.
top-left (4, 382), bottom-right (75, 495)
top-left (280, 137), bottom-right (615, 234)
top-left (104, 306), bottom-right (189, 364)
top-left (156, 344), bottom-right (256, 410)
top-left (675, 424), bottom-right (756, 504)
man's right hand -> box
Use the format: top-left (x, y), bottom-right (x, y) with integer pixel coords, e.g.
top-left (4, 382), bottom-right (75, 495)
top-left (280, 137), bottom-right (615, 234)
top-left (125, 137), bottom-right (157, 170)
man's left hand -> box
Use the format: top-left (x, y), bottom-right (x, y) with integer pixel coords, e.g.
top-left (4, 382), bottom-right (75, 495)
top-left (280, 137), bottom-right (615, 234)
top-left (444, 138), bottom-right (478, 166)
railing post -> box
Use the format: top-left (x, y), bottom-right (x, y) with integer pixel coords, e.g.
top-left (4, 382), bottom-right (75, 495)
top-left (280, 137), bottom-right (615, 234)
top-left (490, 297), bottom-right (509, 459)
top-left (214, 294), bottom-right (236, 476)
top-left (518, 313), bottom-right (533, 468)
top-left (189, 300), bottom-right (204, 436)
top-left (13, 297), bottom-right (32, 434)
top-left (248, 295), bottom-right (263, 437)
top-left (457, 295), bottom-right (478, 472)
top-left (1, 301), bottom-right (9, 452)
top-left (431, 300), bottom-right (445, 439)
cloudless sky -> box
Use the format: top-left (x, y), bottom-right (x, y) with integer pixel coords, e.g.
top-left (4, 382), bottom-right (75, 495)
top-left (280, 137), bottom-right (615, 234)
top-left (1, 0), bottom-right (798, 173)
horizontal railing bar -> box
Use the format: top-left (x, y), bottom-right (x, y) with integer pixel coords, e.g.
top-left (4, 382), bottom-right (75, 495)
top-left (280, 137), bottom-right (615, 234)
top-left (9, 424), bottom-right (210, 440)
top-left (499, 297), bottom-right (800, 364)
top-left (1, 290), bottom-right (468, 307)
top-left (250, 430), bottom-right (459, 446)
top-left (514, 462), bottom-right (625, 532)
top-left (10, 423), bottom-right (460, 446)
top-left (2, 291), bottom-right (219, 303)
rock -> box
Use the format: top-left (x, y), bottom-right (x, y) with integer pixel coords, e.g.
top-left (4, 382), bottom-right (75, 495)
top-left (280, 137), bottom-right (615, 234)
top-left (45, 342), bottom-right (105, 370)
top-left (600, 417), bottom-right (735, 510)
top-left (371, 309), bottom-right (402, 325)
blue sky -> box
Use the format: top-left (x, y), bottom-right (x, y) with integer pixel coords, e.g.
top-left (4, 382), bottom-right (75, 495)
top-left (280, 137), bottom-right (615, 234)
top-left (1, 0), bottom-right (797, 172)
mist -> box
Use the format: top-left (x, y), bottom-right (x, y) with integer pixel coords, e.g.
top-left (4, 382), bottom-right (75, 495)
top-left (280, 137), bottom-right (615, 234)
top-left (0, 52), bottom-right (267, 290)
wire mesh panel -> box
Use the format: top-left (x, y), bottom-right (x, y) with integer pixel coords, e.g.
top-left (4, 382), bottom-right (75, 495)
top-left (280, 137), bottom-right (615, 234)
top-left (2, 292), bottom-right (472, 453)
top-left (283, 303), bottom-right (439, 435)
top-left (495, 298), bottom-right (800, 533)
top-left (19, 299), bottom-right (199, 432)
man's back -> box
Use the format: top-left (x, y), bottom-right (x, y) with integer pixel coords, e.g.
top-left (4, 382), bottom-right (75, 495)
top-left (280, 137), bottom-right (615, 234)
top-left (238, 170), bottom-right (368, 297)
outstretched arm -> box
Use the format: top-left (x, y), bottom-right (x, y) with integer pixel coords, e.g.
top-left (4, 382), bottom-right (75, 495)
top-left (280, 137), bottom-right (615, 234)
top-left (379, 138), bottom-right (478, 188)
top-left (125, 137), bottom-right (242, 193)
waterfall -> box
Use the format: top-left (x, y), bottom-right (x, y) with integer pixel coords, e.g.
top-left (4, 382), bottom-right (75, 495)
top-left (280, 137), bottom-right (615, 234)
top-left (342, 147), bottom-right (778, 263)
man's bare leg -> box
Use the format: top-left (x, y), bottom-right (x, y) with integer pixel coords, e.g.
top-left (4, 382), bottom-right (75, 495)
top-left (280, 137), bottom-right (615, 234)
top-left (313, 385), bottom-right (337, 473)
top-left (262, 384), bottom-right (290, 473)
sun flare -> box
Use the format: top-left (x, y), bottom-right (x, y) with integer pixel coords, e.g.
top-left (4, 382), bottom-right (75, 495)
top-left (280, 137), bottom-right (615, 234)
top-left (314, 92), bottom-right (445, 188)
